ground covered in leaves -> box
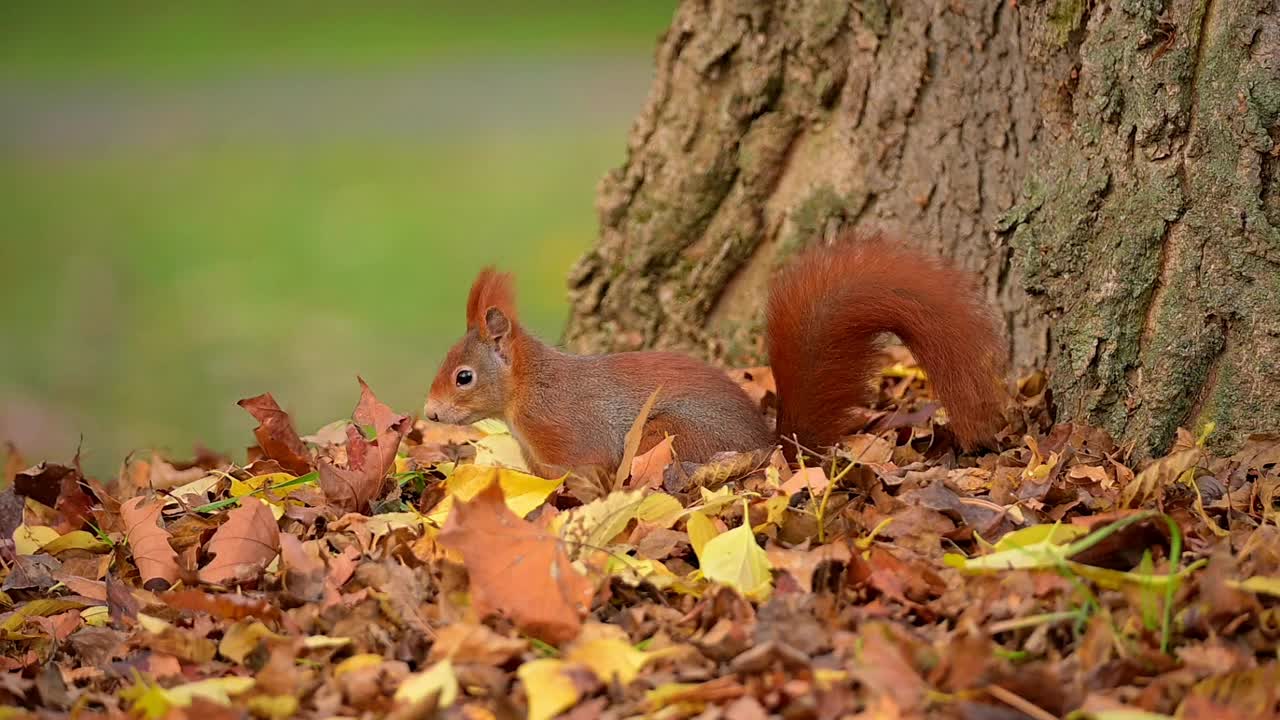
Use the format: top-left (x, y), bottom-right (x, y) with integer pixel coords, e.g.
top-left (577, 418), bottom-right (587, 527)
top-left (2, 349), bottom-right (1279, 719)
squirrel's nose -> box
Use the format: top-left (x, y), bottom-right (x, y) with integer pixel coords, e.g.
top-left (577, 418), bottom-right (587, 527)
top-left (423, 398), bottom-right (441, 423)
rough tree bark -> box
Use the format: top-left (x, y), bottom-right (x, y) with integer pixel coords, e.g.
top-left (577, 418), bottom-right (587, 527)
top-left (562, 0), bottom-right (1280, 458)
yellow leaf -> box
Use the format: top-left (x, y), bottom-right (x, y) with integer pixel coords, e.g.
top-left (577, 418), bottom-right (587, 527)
top-left (230, 472), bottom-right (294, 499)
top-left (136, 612), bottom-right (174, 635)
top-left (164, 472), bottom-right (223, 508)
top-left (13, 524), bottom-right (60, 556)
top-left (161, 677), bottom-right (255, 707)
top-left (471, 418), bottom-right (509, 435)
top-left (0, 598), bottom-right (86, 638)
top-left (635, 493), bottom-right (683, 529)
top-left (472, 431), bottom-right (529, 472)
top-left (760, 495), bottom-right (790, 529)
top-left (694, 486), bottom-right (739, 516)
top-left (991, 523), bottom-right (1086, 552)
top-left (604, 555), bottom-right (678, 589)
top-left (335, 653), bottom-right (386, 677)
top-left (555, 489), bottom-right (645, 559)
top-left (231, 472), bottom-right (294, 520)
top-left (699, 503), bottom-right (772, 601)
top-left (80, 605), bottom-right (109, 626)
top-left (518, 658), bottom-right (581, 720)
top-left (219, 620), bottom-right (283, 664)
top-left (247, 694), bottom-right (299, 720)
top-left (566, 635), bottom-right (652, 685)
top-left (686, 512), bottom-right (718, 562)
top-left (302, 634), bottom-right (352, 650)
top-left (394, 658), bottom-right (459, 707)
top-left (426, 465), bottom-right (563, 525)
top-left (41, 530), bottom-right (111, 555)
top-left (1228, 576), bottom-right (1280, 598)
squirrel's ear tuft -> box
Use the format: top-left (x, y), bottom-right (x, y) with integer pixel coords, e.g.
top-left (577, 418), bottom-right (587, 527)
top-left (465, 268), bottom-right (516, 331)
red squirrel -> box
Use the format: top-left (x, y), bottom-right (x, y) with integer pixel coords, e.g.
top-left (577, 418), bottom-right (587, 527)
top-left (423, 231), bottom-right (1007, 480)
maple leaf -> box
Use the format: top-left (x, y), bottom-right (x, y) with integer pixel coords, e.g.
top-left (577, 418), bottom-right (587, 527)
top-left (438, 480), bottom-right (594, 646)
top-left (318, 379), bottom-right (411, 513)
top-left (197, 497), bottom-right (281, 585)
top-left (238, 392), bottom-right (313, 475)
top-left (120, 496), bottom-right (180, 591)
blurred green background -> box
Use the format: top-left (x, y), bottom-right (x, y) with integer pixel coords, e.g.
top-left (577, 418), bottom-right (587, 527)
top-left (0, 2), bottom-right (674, 475)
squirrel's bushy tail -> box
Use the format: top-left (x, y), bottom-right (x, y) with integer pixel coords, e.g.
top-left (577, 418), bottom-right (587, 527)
top-left (766, 231), bottom-right (1007, 453)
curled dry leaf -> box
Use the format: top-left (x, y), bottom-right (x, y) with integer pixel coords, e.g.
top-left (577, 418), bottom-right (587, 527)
top-left (438, 480), bottom-right (594, 646)
top-left (198, 497), bottom-right (281, 585)
top-left (238, 393), bottom-right (313, 475)
top-left (318, 379), bottom-right (412, 514)
top-left (120, 497), bottom-right (180, 591)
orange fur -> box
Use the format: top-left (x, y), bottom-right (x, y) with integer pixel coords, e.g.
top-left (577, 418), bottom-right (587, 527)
top-left (465, 267), bottom-right (516, 332)
top-left (767, 230), bottom-right (1007, 452)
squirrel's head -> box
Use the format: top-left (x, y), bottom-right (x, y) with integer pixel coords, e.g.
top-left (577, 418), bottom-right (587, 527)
top-left (424, 268), bottom-right (519, 426)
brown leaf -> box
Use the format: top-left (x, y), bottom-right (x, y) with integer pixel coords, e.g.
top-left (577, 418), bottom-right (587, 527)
top-left (13, 462), bottom-right (94, 533)
top-left (3, 554), bottom-right (60, 591)
top-left (427, 621), bottom-right (528, 665)
top-left (438, 480), bottom-right (594, 645)
top-left (318, 379), bottom-right (411, 513)
top-left (106, 573), bottom-right (139, 625)
top-left (120, 496), bottom-right (180, 591)
top-left (197, 497), bottom-right (280, 585)
top-left (237, 392), bottom-right (313, 475)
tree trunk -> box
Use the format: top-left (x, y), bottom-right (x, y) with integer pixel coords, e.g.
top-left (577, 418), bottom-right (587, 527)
top-left (563, 0), bottom-right (1280, 458)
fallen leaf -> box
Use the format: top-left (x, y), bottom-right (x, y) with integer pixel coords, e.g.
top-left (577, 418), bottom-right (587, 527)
top-left (318, 379), bottom-right (411, 513)
top-left (615, 386), bottom-right (663, 490)
top-left (565, 623), bottom-right (674, 685)
top-left (780, 466), bottom-right (829, 496)
top-left (427, 622), bottom-right (528, 665)
top-left (238, 393), bottom-right (313, 475)
top-left (554, 489), bottom-right (645, 560)
top-left (426, 464), bottom-right (563, 525)
top-left (635, 493), bottom-right (684, 529)
top-left (161, 589), bottom-right (279, 622)
top-left (198, 497), bottom-right (281, 585)
top-left (699, 503), bottom-right (772, 601)
top-left (120, 497), bottom-right (180, 591)
top-left (630, 436), bottom-right (675, 490)
top-left (394, 658), bottom-right (459, 707)
top-left (518, 658), bottom-right (582, 720)
top-left (686, 511), bottom-right (718, 560)
top-left (438, 480), bottom-right (593, 645)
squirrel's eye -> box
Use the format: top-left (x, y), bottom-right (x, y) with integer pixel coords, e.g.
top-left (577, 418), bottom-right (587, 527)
top-left (454, 368), bottom-right (475, 388)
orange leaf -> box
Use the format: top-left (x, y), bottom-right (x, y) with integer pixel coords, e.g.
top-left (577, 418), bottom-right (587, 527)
top-left (238, 393), bottom-right (313, 475)
top-left (629, 436), bottom-right (674, 490)
top-left (161, 589), bottom-right (280, 622)
top-left (614, 385), bottom-right (663, 490)
top-left (198, 497), bottom-right (281, 585)
top-left (120, 496), bottom-right (180, 591)
top-left (438, 480), bottom-right (594, 646)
